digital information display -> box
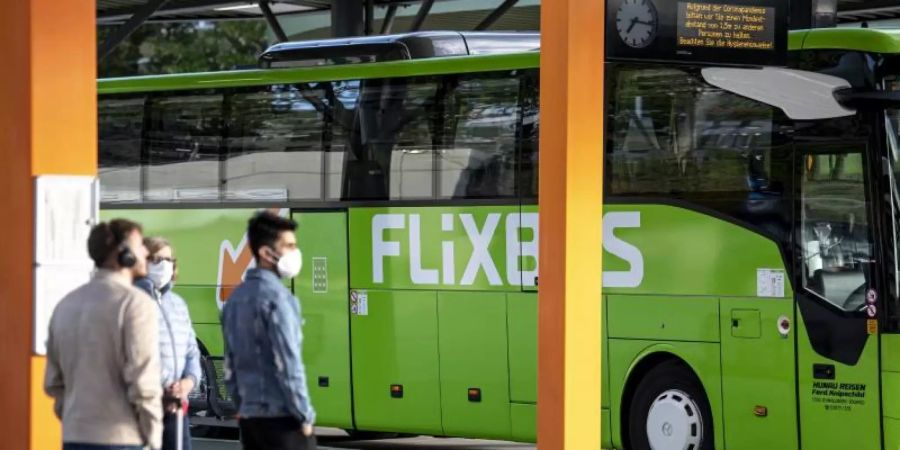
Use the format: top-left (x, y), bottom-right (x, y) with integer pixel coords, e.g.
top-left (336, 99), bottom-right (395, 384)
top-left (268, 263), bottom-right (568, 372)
top-left (677, 3), bottom-right (776, 50)
top-left (606, 0), bottom-right (787, 66)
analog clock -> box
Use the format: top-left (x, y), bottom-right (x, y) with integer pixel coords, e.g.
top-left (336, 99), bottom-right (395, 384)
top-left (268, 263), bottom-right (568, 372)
top-left (616, 0), bottom-right (658, 49)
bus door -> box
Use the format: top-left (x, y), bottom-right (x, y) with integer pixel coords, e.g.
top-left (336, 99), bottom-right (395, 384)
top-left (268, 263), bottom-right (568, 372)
top-left (291, 210), bottom-right (353, 429)
top-left (795, 136), bottom-right (882, 450)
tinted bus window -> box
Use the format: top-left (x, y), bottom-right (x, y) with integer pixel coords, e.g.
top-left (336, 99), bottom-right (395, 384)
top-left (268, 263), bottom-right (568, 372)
top-left (225, 85), bottom-right (326, 201)
top-left (519, 70), bottom-right (539, 200)
top-left (338, 77), bottom-right (441, 201)
top-left (99, 97), bottom-right (144, 203)
top-left (607, 65), bottom-right (792, 240)
top-left (145, 93), bottom-right (223, 202)
top-left (440, 73), bottom-right (520, 199)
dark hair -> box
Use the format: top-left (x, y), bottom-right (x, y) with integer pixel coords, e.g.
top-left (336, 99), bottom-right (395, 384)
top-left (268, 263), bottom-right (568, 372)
top-left (247, 211), bottom-right (297, 259)
top-left (87, 219), bottom-right (143, 268)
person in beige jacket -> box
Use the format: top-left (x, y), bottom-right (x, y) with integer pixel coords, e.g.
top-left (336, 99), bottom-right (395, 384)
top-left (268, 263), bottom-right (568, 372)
top-left (44, 219), bottom-right (163, 450)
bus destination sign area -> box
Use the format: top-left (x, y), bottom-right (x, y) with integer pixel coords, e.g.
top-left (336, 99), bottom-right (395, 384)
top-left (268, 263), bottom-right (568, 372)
top-left (607, 0), bottom-right (787, 66)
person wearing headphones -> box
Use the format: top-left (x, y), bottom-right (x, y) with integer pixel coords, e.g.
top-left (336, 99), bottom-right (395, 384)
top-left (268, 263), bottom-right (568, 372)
top-left (44, 219), bottom-right (163, 450)
top-left (135, 237), bottom-right (201, 450)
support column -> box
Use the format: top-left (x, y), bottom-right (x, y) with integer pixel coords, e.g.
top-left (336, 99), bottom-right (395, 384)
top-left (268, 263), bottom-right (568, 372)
top-left (331, 0), bottom-right (364, 38)
top-left (0, 1), bottom-right (96, 449)
top-left (791, 0), bottom-right (838, 29)
top-left (538, 0), bottom-right (605, 450)
top-left (537, 0), bottom-right (605, 449)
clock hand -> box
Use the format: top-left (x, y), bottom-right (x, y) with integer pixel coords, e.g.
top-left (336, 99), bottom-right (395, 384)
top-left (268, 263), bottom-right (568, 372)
top-left (635, 19), bottom-right (654, 26)
top-left (627, 17), bottom-right (639, 33)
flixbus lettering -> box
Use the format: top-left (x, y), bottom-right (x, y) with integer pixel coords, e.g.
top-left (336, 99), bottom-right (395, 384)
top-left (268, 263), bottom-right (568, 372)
top-left (366, 210), bottom-right (643, 289)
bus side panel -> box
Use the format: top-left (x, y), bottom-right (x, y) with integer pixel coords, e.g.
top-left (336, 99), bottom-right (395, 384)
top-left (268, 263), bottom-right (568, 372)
top-left (177, 287), bottom-right (221, 325)
top-left (881, 335), bottom-right (900, 450)
top-left (350, 290), bottom-right (443, 434)
top-left (293, 211), bottom-right (353, 429)
top-left (796, 308), bottom-right (881, 450)
top-left (193, 323), bottom-right (224, 355)
top-left (508, 293), bottom-right (537, 404)
top-left (510, 403), bottom-right (536, 442)
top-left (607, 295), bottom-right (720, 342)
top-left (719, 297), bottom-right (797, 450)
top-left (438, 292), bottom-right (511, 439)
top-left (608, 339), bottom-right (724, 450)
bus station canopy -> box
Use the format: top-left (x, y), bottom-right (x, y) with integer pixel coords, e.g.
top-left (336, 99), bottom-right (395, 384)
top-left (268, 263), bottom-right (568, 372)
top-left (97, 0), bottom-right (900, 25)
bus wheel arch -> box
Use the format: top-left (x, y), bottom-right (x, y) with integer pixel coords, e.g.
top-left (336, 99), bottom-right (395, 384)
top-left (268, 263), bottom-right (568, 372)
top-left (620, 352), bottom-right (713, 450)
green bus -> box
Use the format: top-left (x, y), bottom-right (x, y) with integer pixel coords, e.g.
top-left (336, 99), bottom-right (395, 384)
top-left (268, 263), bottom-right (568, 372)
top-left (99, 28), bottom-right (900, 450)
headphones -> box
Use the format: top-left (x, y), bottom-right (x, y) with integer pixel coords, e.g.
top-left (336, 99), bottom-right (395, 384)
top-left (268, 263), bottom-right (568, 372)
top-left (108, 225), bottom-right (137, 269)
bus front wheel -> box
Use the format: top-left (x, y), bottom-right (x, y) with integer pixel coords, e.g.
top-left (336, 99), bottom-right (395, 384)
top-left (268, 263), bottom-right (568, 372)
top-left (627, 360), bottom-right (713, 450)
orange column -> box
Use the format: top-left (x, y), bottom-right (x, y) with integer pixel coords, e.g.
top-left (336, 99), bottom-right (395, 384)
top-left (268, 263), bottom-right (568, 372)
top-left (537, 0), bottom-right (605, 449)
top-left (0, 1), bottom-right (96, 449)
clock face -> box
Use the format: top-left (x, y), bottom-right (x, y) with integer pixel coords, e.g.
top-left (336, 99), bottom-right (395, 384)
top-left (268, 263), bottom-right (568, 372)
top-left (616, 0), bottom-right (658, 49)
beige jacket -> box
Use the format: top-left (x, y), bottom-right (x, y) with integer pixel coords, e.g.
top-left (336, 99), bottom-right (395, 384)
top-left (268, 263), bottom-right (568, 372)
top-left (44, 270), bottom-right (163, 449)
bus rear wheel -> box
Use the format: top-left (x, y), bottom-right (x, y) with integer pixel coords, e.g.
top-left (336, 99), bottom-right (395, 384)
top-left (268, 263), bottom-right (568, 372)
top-left (628, 360), bottom-right (713, 450)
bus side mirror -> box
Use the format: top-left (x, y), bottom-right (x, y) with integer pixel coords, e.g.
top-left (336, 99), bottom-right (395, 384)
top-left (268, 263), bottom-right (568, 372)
top-left (833, 88), bottom-right (900, 110)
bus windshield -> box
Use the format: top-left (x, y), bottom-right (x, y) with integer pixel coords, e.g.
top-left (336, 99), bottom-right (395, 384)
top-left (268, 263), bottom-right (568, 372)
top-left (883, 107), bottom-right (900, 301)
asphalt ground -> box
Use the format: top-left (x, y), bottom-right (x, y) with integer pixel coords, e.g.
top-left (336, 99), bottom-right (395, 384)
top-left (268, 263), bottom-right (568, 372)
top-left (191, 427), bottom-right (536, 450)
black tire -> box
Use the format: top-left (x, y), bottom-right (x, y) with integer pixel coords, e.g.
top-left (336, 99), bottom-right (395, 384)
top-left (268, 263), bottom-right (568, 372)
top-left (627, 360), bottom-right (713, 450)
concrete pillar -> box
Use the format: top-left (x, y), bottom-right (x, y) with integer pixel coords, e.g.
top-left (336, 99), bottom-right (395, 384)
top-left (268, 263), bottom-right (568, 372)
top-left (537, 0), bottom-right (605, 448)
top-left (792, 0), bottom-right (838, 29)
top-left (0, 1), bottom-right (96, 449)
top-left (331, 0), bottom-right (364, 38)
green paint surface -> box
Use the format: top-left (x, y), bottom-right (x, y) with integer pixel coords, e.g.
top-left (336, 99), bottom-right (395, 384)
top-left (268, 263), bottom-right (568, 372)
top-left (438, 292), bottom-right (511, 439)
top-left (510, 403), bottom-right (536, 442)
top-left (194, 324), bottom-right (224, 356)
top-left (796, 309), bottom-right (881, 450)
top-left (350, 290), bottom-right (443, 434)
top-left (885, 417), bottom-right (900, 450)
top-left (719, 298), bottom-right (797, 450)
top-left (607, 295), bottom-right (720, 342)
top-left (98, 52), bottom-right (539, 94)
top-left (507, 293), bottom-right (537, 404)
top-left (102, 208), bottom-right (254, 286)
top-left (790, 28), bottom-right (900, 54)
top-left (293, 211), bottom-right (353, 429)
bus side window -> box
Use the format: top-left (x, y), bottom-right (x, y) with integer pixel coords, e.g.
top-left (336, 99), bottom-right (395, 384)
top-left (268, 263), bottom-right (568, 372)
top-left (339, 77), bottom-right (440, 201)
top-left (145, 93), bottom-right (223, 202)
top-left (800, 150), bottom-right (873, 311)
top-left (440, 73), bottom-right (519, 199)
top-left (518, 70), bottom-right (539, 200)
top-left (224, 84), bottom-right (327, 202)
top-left (99, 96), bottom-right (145, 204)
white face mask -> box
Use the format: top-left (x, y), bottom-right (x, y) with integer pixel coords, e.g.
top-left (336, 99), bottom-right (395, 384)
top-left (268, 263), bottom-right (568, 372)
top-left (275, 248), bottom-right (303, 279)
top-left (148, 261), bottom-right (174, 289)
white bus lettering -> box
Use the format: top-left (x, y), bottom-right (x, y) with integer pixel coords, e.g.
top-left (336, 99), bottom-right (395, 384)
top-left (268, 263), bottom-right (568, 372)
top-left (460, 213), bottom-right (503, 286)
top-left (372, 214), bottom-right (405, 284)
top-left (603, 212), bottom-right (644, 288)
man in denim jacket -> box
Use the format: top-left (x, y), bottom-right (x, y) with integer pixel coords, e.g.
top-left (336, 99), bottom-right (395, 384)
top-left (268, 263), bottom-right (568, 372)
top-left (222, 211), bottom-right (315, 450)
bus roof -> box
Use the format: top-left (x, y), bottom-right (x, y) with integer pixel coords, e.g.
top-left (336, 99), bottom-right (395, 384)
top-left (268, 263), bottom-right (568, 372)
top-left (99, 28), bottom-right (900, 95)
top-left (789, 28), bottom-right (900, 54)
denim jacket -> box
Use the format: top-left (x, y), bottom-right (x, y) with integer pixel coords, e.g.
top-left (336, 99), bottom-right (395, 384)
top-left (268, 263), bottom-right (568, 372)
top-left (221, 268), bottom-right (315, 424)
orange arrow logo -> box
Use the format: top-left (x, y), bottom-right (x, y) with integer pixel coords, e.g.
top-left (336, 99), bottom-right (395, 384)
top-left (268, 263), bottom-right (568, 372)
top-left (216, 235), bottom-right (255, 309)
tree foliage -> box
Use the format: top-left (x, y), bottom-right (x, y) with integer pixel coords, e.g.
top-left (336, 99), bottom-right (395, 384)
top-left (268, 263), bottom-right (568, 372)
top-left (98, 20), bottom-right (269, 78)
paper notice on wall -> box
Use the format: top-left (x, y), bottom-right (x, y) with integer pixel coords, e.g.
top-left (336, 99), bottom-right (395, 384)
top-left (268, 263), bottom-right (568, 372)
top-left (33, 263), bottom-right (93, 355)
top-left (33, 175), bottom-right (98, 355)
top-left (757, 268), bottom-right (786, 298)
